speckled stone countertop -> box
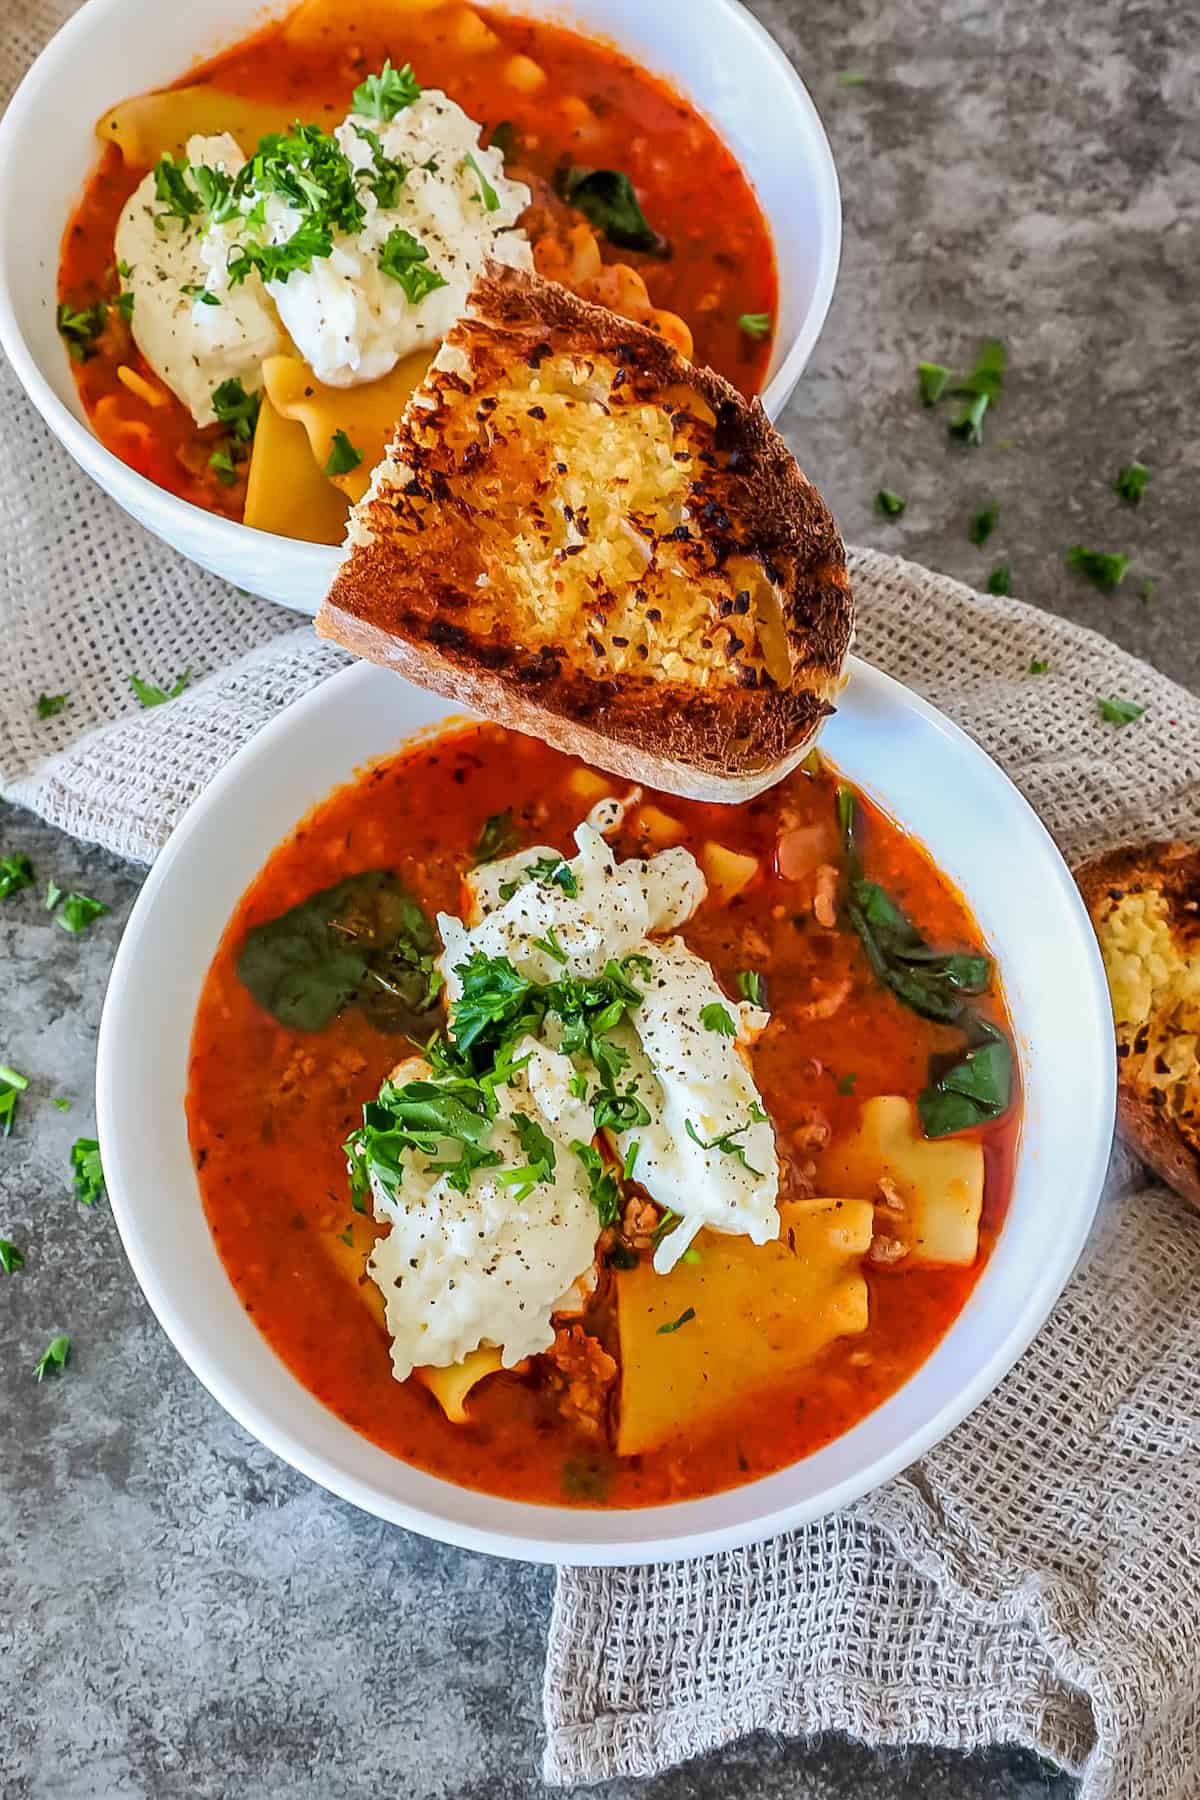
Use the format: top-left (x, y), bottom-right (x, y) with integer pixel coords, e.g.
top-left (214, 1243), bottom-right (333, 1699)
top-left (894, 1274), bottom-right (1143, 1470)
top-left (2, 0), bottom-right (1195, 1794)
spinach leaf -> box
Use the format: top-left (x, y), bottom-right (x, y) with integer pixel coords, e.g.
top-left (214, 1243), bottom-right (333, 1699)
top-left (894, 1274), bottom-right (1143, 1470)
top-left (919, 1021), bottom-right (1012, 1138)
top-left (237, 870), bottom-right (440, 1034)
top-left (555, 166), bottom-right (670, 257)
top-left (838, 789), bottom-right (989, 1023)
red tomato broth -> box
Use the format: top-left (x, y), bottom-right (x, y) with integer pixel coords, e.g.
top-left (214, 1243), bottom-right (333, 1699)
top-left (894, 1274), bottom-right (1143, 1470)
top-left (187, 723), bottom-right (1019, 1509)
top-left (57, 1), bottom-right (778, 520)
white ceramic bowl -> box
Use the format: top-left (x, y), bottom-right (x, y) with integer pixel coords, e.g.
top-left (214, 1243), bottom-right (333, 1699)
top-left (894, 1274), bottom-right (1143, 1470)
top-left (0, 0), bottom-right (840, 616)
top-left (97, 659), bottom-right (1115, 1564)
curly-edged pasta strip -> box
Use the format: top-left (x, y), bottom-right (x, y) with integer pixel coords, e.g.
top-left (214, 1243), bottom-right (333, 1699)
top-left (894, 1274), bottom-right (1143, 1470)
top-left (532, 221), bottom-right (693, 358)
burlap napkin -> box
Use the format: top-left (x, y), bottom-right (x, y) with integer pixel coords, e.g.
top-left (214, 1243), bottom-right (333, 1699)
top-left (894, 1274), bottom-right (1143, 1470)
top-left (5, 9), bottom-right (1200, 1797)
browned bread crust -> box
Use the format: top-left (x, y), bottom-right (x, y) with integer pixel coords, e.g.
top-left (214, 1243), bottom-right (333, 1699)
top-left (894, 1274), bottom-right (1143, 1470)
top-left (1076, 841), bottom-right (1200, 1207)
top-left (317, 262), bottom-right (852, 802)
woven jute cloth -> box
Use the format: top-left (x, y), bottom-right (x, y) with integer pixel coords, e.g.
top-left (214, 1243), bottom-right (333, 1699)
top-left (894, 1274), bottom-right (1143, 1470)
top-left (5, 8), bottom-right (1200, 1797)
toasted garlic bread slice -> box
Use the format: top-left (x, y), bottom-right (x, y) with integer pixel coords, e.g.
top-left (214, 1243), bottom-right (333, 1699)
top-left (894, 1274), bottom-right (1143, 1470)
top-left (1076, 841), bottom-right (1200, 1206)
top-left (317, 263), bottom-right (852, 802)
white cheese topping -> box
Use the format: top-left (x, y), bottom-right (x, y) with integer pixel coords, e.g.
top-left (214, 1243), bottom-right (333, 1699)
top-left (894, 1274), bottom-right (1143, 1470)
top-left (263, 92), bottom-right (531, 387)
top-left (114, 133), bottom-right (285, 426)
top-left (366, 1043), bottom-right (597, 1379)
top-left (442, 818), bottom-right (779, 1273)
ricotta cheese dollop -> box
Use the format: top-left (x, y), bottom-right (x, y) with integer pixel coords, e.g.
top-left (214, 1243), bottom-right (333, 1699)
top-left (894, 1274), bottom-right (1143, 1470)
top-left (114, 132), bottom-right (286, 426)
top-left (114, 92), bottom-right (531, 423)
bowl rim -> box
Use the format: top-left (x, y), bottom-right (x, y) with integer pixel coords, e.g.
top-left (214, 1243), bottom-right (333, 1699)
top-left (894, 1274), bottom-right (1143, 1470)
top-left (0, 0), bottom-right (841, 591)
top-left (95, 655), bottom-right (1116, 1564)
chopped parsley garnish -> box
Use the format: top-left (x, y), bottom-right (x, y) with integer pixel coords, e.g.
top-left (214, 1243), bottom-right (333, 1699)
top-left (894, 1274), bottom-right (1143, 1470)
top-left (474, 810), bottom-right (519, 864)
top-left (700, 1002), bottom-right (737, 1037)
top-left (1028, 656), bottom-right (1050, 674)
top-left (36, 693), bottom-right (67, 719)
top-left (498, 854), bottom-right (578, 902)
top-left (737, 312), bottom-right (772, 340)
top-left (351, 125), bottom-right (408, 208)
top-left (555, 165), bottom-right (669, 256)
top-left (208, 445), bottom-right (239, 486)
top-left (56, 299), bottom-right (107, 363)
top-left (985, 562), bottom-right (1012, 596)
top-left (114, 290), bottom-right (135, 321)
top-left (324, 430), bottom-right (364, 477)
top-left (44, 879), bottom-right (61, 912)
top-left (572, 1141), bottom-right (622, 1228)
top-left (211, 378), bottom-right (260, 442)
top-left (1096, 695), bottom-right (1145, 726)
top-left (684, 1109), bottom-right (766, 1176)
top-left (968, 502), bottom-right (999, 546)
top-left (917, 361), bottom-right (950, 406)
top-left (34, 1334), bottom-right (71, 1381)
top-left (592, 1082), bottom-right (651, 1133)
top-left (70, 1137), bottom-right (106, 1206)
top-left (336, 1223), bottom-right (355, 1246)
top-left (463, 151), bottom-right (500, 212)
top-left (0, 852), bottom-right (34, 900)
top-left (496, 1112), bottom-right (558, 1201)
top-left (736, 968), bottom-right (765, 1007)
top-left (531, 925), bottom-right (569, 966)
top-left (0, 1238), bottom-right (23, 1275)
top-left (1066, 546), bottom-right (1130, 592)
top-left (656, 1307), bottom-right (696, 1335)
top-left (153, 153), bottom-right (201, 225)
top-left (1114, 461), bottom-right (1150, 505)
top-left (189, 162), bottom-right (241, 224)
top-left (352, 59), bottom-right (422, 121)
top-left (622, 1140), bottom-right (640, 1182)
top-left (377, 227), bottom-right (448, 303)
top-left (56, 892), bottom-right (109, 935)
top-left (130, 669), bottom-right (192, 707)
top-left (837, 1071), bottom-right (857, 1095)
top-left (228, 219), bottom-right (335, 287)
top-left (181, 282), bottom-right (220, 306)
top-left (876, 488), bottom-right (906, 518)
top-left (0, 1065), bottom-right (29, 1138)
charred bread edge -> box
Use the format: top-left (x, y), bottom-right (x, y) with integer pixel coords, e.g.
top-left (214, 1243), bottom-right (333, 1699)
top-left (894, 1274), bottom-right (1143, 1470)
top-left (319, 263), bottom-right (852, 792)
top-left (1075, 840), bottom-right (1200, 1208)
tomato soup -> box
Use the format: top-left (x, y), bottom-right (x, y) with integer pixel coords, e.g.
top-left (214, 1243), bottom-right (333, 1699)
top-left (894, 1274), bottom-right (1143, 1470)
top-left (187, 725), bottom-right (1019, 1509)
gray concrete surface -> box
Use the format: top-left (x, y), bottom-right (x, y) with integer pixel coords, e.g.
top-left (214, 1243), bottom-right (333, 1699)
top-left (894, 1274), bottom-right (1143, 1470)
top-left (2, 0), bottom-right (1196, 1793)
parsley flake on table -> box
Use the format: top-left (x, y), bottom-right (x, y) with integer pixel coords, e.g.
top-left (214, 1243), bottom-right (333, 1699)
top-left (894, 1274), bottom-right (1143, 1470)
top-left (876, 488), bottom-right (906, 518)
top-left (352, 59), bottom-right (422, 121)
top-left (52, 1097), bottom-right (71, 1112)
top-left (0, 852), bottom-right (35, 900)
top-left (737, 311), bottom-right (772, 340)
top-left (969, 501), bottom-right (999, 546)
top-left (1066, 546), bottom-right (1130, 592)
top-left (986, 562), bottom-right (1012, 596)
top-left (917, 361), bottom-right (951, 407)
top-left (0, 1238), bottom-right (24, 1274)
top-left (835, 69), bottom-right (867, 86)
top-left (33, 1334), bottom-right (71, 1382)
top-left (130, 669), bottom-right (192, 707)
top-left (1096, 696), bottom-right (1145, 726)
top-left (377, 227), bottom-right (448, 303)
top-left (36, 692), bottom-right (68, 719)
top-left (0, 1065), bottom-right (29, 1137)
top-left (324, 430), bottom-right (364, 477)
top-left (700, 1002), bottom-right (737, 1037)
top-left (948, 339), bottom-right (1006, 445)
top-left (55, 892), bottom-right (109, 935)
top-left (1028, 657), bottom-right (1050, 674)
top-left (70, 1137), bottom-right (107, 1206)
top-left (44, 879), bottom-right (61, 911)
top-left (1114, 461), bottom-right (1150, 506)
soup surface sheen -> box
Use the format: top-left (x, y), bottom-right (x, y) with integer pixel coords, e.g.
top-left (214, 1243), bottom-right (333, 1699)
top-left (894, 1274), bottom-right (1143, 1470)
top-left (187, 723), bottom-right (1018, 1509)
top-left (58, 0), bottom-right (778, 522)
